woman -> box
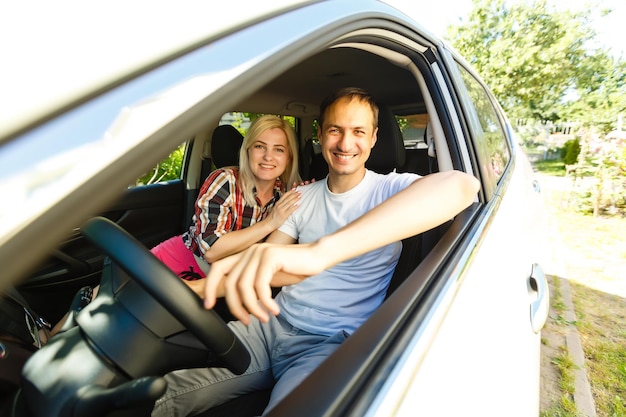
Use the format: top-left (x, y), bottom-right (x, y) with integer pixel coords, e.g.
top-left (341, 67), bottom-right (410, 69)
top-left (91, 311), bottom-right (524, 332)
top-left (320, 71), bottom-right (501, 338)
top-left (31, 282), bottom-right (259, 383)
top-left (9, 117), bottom-right (300, 347)
top-left (151, 115), bottom-right (302, 297)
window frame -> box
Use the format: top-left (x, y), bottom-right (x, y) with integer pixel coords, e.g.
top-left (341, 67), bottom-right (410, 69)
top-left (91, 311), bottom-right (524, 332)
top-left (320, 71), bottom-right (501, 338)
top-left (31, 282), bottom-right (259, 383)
top-left (444, 54), bottom-right (514, 201)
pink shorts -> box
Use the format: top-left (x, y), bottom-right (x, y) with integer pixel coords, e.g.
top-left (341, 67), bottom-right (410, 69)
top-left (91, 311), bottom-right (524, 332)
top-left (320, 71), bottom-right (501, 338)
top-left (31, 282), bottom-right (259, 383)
top-left (151, 236), bottom-right (205, 281)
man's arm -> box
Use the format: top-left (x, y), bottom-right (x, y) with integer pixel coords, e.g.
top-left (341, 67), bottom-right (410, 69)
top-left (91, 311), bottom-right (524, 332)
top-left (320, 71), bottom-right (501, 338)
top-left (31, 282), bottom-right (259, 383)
top-left (204, 170), bottom-right (480, 324)
top-left (201, 230), bottom-right (300, 301)
top-left (178, 229), bottom-right (300, 299)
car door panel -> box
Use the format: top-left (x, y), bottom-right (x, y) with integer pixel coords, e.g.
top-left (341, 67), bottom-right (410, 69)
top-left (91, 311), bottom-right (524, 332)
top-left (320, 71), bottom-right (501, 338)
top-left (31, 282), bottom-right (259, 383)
top-left (392, 153), bottom-right (543, 416)
top-left (17, 180), bottom-right (185, 323)
top-left (384, 53), bottom-right (546, 415)
top-left (104, 180), bottom-right (186, 249)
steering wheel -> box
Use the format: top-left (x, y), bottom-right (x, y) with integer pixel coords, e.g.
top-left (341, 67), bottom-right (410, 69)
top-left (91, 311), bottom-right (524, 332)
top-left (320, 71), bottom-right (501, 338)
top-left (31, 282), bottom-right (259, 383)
top-left (80, 216), bottom-right (250, 374)
top-left (10, 217), bottom-right (250, 417)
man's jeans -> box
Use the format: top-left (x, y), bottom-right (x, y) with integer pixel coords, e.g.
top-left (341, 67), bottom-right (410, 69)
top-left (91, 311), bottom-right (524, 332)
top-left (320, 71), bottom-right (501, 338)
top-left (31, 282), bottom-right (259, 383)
top-left (152, 314), bottom-right (348, 417)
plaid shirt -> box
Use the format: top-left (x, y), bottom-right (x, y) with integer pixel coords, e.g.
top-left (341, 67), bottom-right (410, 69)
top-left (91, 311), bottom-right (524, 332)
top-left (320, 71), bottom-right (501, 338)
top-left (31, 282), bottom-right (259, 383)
top-left (184, 167), bottom-right (281, 257)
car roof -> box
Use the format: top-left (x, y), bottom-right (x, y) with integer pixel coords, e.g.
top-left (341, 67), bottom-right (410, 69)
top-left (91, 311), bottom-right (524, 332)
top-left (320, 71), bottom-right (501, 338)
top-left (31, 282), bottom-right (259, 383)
top-left (0, 0), bottom-right (314, 142)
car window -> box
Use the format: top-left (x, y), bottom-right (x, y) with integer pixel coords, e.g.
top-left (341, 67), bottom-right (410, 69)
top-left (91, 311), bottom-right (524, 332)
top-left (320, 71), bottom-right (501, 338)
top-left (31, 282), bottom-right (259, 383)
top-left (220, 112), bottom-right (253, 136)
top-left (134, 142), bottom-right (186, 186)
top-left (131, 106), bottom-right (299, 187)
top-left (397, 114), bottom-right (428, 149)
top-left (455, 64), bottom-right (510, 181)
top-left (220, 112), bottom-right (297, 136)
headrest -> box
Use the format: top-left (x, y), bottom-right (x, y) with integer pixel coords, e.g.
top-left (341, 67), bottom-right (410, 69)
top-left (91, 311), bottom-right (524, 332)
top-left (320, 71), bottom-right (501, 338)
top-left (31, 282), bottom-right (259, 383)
top-left (211, 125), bottom-right (244, 168)
top-left (365, 103), bottom-right (406, 174)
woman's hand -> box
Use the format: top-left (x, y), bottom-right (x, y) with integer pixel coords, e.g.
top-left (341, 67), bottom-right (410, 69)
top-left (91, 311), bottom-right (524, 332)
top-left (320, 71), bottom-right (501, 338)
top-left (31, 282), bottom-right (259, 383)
top-left (265, 188), bottom-right (301, 230)
top-left (182, 278), bottom-right (206, 298)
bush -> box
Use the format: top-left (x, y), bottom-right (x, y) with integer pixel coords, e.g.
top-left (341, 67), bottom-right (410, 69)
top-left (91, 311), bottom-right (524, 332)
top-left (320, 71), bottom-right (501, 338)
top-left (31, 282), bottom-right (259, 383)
top-left (561, 138), bottom-right (581, 166)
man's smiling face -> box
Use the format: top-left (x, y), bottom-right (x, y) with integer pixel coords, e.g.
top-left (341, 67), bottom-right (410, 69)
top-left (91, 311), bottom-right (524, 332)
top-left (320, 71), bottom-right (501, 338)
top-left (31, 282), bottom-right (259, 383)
top-left (318, 97), bottom-right (378, 184)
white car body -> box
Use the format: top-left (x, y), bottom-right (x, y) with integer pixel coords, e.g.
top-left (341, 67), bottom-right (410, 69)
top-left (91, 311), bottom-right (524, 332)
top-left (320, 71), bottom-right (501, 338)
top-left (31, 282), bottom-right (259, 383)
top-left (0, 2), bottom-right (548, 416)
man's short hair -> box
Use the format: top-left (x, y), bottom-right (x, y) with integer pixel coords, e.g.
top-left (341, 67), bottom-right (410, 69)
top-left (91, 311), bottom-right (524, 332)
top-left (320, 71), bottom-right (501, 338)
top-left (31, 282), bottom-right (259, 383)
top-left (318, 87), bottom-right (379, 130)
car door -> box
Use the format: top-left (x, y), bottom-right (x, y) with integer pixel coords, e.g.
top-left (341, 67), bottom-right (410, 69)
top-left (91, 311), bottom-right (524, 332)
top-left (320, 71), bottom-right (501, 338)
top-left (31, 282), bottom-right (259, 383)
top-left (16, 153), bottom-right (191, 324)
top-left (262, 32), bottom-right (547, 417)
top-left (381, 52), bottom-right (547, 416)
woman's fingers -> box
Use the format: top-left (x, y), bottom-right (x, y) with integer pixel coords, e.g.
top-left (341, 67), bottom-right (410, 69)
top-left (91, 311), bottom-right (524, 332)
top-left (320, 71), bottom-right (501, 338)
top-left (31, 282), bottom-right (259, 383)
top-left (268, 189), bottom-right (300, 227)
top-left (280, 192), bottom-right (300, 214)
top-left (280, 189), bottom-right (301, 206)
top-left (204, 252), bottom-right (241, 308)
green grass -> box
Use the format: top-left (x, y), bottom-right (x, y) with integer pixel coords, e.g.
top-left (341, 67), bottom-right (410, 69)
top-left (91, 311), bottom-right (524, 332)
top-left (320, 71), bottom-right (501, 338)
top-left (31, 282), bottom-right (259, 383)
top-left (570, 282), bottom-right (626, 417)
top-left (541, 276), bottom-right (583, 417)
top-left (533, 159), bottom-right (566, 176)
top-left (537, 158), bottom-right (626, 416)
top-left (541, 346), bottom-right (583, 417)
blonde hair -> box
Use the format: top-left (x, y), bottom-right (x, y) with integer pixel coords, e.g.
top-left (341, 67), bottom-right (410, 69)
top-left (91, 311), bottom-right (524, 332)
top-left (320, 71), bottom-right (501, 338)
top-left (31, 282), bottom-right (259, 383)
top-left (239, 115), bottom-right (301, 205)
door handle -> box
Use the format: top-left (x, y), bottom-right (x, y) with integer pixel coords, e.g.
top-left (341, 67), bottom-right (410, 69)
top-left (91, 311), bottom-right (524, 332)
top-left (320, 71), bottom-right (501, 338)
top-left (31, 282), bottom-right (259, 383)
top-left (528, 263), bottom-right (549, 333)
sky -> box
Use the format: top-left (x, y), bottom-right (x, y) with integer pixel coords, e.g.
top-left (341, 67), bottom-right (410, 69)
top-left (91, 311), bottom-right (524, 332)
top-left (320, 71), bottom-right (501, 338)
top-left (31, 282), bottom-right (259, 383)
top-left (384, 0), bottom-right (625, 59)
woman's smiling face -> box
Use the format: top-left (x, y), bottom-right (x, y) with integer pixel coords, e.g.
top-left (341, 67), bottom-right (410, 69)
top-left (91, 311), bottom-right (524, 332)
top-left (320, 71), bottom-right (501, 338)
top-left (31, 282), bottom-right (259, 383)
top-left (248, 127), bottom-right (290, 183)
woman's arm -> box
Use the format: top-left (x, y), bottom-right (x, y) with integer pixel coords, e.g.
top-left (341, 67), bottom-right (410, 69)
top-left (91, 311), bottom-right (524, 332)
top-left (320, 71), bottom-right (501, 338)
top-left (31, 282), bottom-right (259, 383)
top-left (192, 230), bottom-right (299, 300)
top-left (202, 189), bottom-right (300, 263)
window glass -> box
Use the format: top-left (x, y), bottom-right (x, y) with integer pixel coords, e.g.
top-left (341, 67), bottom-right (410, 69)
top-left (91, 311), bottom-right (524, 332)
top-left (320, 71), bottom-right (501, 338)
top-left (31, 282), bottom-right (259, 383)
top-left (396, 114), bottom-right (429, 149)
top-left (135, 142), bottom-right (186, 186)
top-left (133, 112), bottom-right (298, 187)
top-left (456, 64), bottom-right (510, 180)
top-left (220, 112), bottom-right (252, 136)
top-left (220, 112), bottom-right (296, 136)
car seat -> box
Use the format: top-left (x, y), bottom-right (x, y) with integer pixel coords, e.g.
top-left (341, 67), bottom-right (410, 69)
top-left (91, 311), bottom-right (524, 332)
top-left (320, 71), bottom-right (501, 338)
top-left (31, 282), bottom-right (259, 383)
top-left (366, 102), bottom-right (406, 173)
top-left (200, 125), bottom-right (244, 183)
top-left (212, 125), bottom-right (244, 168)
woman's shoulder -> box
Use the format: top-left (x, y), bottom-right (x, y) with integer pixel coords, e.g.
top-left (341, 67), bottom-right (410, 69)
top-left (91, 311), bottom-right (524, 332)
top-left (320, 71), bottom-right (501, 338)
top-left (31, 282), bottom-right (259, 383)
top-left (198, 167), bottom-right (240, 197)
top-left (204, 166), bottom-right (239, 183)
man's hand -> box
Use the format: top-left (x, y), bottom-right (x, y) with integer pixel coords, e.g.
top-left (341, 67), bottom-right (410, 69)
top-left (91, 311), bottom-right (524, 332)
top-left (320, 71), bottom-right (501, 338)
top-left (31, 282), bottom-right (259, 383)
top-left (203, 243), bottom-right (319, 324)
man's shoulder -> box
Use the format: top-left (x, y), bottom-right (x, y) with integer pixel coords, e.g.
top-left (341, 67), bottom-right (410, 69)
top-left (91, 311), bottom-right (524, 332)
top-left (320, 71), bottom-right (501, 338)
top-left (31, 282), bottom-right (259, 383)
top-left (365, 169), bottom-right (420, 185)
top-left (297, 178), bottom-right (326, 195)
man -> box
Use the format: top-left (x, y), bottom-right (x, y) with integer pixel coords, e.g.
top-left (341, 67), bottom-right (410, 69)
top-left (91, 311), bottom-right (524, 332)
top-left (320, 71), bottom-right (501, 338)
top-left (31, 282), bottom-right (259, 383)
top-left (152, 87), bottom-right (479, 417)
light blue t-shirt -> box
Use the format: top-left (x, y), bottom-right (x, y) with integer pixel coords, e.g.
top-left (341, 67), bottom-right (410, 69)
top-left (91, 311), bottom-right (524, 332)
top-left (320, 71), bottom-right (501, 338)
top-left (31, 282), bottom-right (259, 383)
top-left (276, 169), bottom-right (419, 336)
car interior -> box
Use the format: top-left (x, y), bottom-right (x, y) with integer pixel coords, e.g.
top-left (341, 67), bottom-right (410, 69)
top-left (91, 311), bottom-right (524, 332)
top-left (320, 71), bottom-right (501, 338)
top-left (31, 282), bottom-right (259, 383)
top-left (1, 33), bottom-right (479, 417)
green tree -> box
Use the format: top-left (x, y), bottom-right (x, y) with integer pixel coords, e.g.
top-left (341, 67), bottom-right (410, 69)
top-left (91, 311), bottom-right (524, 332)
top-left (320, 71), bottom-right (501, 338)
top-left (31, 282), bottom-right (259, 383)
top-left (448, 0), bottom-right (625, 217)
top-left (564, 52), bottom-right (626, 131)
top-left (136, 144), bottom-right (185, 186)
top-left (446, 0), bottom-right (596, 121)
